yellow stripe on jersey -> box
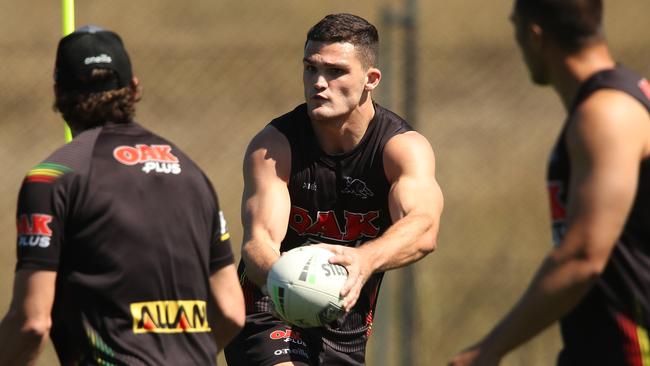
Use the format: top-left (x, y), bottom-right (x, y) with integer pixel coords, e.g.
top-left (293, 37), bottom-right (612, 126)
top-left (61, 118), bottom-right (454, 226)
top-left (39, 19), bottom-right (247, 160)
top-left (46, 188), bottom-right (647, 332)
top-left (637, 324), bottom-right (650, 366)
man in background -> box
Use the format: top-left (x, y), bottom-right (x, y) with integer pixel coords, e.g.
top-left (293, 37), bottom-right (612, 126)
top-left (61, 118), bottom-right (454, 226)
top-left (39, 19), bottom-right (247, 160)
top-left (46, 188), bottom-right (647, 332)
top-left (451, 0), bottom-right (650, 364)
top-left (0, 26), bottom-right (244, 365)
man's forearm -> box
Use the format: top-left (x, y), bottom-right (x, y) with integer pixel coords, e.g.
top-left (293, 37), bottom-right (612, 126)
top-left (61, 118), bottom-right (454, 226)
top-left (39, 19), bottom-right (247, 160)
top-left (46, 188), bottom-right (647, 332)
top-left (241, 239), bottom-right (281, 288)
top-left (214, 316), bottom-right (243, 351)
top-left (479, 252), bottom-right (598, 358)
top-left (360, 212), bottom-right (436, 273)
top-left (0, 313), bottom-right (48, 366)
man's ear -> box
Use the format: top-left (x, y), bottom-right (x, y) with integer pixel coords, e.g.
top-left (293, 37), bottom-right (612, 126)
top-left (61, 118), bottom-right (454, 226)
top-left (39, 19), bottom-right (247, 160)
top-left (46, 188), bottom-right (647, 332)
top-left (364, 67), bottom-right (381, 92)
top-left (528, 22), bottom-right (544, 53)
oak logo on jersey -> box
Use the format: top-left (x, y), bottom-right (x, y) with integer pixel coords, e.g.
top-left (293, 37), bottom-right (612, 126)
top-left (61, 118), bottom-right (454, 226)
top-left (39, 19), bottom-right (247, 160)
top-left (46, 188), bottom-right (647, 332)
top-left (113, 144), bottom-right (182, 175)
top-left (16, 214), bottom-right (53, 248)
top-left (342, 177), bottom-right (374, 199)
top-left (547, 181), bottom-right (567, 245)
top-left (130, 300), bottom-right (211, 334)
top-left (289, 206), bottom-right (380, 242)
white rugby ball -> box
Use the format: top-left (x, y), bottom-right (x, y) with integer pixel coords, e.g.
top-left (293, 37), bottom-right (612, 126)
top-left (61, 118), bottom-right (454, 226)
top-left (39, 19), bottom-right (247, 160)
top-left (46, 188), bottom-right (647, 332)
top-left (267, 246), bottom-right (348, 328)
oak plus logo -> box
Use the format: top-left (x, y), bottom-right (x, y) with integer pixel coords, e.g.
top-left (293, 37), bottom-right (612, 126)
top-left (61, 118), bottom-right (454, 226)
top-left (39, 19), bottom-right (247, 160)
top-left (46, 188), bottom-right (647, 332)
top-left (16, 213), bottom-right (53, 248)
top-left (130, 300), bottom-right (211, 334)
top-left (269, 328), bottom-right (307, 347)
top-left (113, 144), bottom-right (181, 174)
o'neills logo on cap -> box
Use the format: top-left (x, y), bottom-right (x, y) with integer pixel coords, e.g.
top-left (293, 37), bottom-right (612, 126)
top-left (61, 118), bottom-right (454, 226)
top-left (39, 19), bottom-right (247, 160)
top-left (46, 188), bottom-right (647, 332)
top-left (130, 300), bottom-right (211, 334)
top-left (113, 144), bottom-right (182, 174)
top-left (84, 54), bottom-right (112, 65)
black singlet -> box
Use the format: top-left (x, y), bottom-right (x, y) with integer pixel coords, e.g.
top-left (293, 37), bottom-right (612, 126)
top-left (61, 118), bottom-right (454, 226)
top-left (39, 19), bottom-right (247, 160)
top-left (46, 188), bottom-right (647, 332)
top-left (547, 66), bottom-right (650, 365)
top-left (237, 102), bottom-right (412, 353)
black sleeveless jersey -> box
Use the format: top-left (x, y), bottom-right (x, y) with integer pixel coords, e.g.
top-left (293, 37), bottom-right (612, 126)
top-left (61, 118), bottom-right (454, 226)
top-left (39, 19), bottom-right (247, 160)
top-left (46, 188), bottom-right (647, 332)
top-left (547, 66), bottom-right (650, 365)
top-left (238, 103), bottom-right (412, 352)
top-left (16, 122), bottom-right (233, 365)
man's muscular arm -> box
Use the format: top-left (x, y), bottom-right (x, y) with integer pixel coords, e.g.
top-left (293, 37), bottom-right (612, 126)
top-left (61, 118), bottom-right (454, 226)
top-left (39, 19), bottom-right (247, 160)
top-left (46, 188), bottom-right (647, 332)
top-left (240, 126), bottom-right (292, 288)
top-left (322, 131), bottom-right (443, 310)
top-left (449, 90), bottom-right (650, 366)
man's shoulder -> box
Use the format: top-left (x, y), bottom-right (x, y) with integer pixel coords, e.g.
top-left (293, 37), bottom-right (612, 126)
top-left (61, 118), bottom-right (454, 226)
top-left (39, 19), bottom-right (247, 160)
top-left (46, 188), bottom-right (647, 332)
top-left (248, 124), bottom-right (291, 155)
top-left (269, 103), bottom-right (308, 129)
top-left (578, 66), bottom-right (650, 114)
top-left (32, 126), bottom-right (103, 179)
top-left (372, 103), bottom-right (414, 136)
top-left (568, 89), bottom-right (650, 156)
top-left (254, 103), bottom-right (307, 151)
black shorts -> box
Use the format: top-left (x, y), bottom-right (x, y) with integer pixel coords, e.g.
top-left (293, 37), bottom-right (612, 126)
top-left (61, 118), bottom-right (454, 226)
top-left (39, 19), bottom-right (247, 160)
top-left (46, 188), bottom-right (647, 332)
top-left (224, 312), bottom-right (366, 366)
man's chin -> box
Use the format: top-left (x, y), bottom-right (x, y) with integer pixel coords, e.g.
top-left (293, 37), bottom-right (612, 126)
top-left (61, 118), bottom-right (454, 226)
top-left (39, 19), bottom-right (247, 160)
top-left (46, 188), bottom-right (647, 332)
top-left (307, 106), bottom-right (336, 121)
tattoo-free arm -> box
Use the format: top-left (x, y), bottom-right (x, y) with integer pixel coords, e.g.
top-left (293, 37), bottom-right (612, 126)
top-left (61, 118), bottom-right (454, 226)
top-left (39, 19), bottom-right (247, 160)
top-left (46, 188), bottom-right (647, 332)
top-left (359, 131), bottom-right (443, 271)
top-left (450, 90), bottom-right (650, 365)
top-left (240, 126), bottom-right (292, 288)
top-left (209, 264), bottom-right (245, 351)
top-left (0, 270), bottom-right (56, 366)
top-left (323, 131), bottom-right (443, 310)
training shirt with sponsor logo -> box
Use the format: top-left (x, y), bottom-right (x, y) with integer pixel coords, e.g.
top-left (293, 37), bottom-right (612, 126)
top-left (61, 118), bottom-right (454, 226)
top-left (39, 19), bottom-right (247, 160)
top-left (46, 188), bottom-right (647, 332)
top-left (237, 103), bottom-right (412, 353)
top-left (15, 122), bottom-right (233, 365)
top-left (547, 66), bottom-right (650, 365)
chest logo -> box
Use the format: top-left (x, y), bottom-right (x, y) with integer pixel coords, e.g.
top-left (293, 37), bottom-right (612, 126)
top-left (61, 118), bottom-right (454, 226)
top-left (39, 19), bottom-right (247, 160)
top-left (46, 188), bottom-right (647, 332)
top-left (113, 144), bottom-right (181, 175)
top-left (342, 177), bottom-right (374, 199)
top-left (289, 206), bottom-right (380, 242)
top-left (547, 180), bottom-right (567, 246)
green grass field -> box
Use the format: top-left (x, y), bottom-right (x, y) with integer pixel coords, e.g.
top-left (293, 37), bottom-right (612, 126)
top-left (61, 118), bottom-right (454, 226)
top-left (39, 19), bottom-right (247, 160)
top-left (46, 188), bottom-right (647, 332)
top-left (1, 0), bottom-right (649, 364)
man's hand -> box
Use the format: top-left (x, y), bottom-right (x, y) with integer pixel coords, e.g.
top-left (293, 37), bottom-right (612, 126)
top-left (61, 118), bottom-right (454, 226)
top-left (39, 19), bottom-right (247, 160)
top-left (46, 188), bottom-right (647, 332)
top-left (449, 345), bottom-right (501, 366)
top-left (315, 244), bottom-right (375, 311)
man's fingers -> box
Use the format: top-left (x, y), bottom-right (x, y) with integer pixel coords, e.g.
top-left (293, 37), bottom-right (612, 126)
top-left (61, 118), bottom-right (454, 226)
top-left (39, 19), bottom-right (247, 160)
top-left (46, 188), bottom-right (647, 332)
top-left (341, 276), bottom-right (365, 310)
top-left (340, 272), bottom-right (357, 297)
top-left (343, 289), bottom-right (360, 311)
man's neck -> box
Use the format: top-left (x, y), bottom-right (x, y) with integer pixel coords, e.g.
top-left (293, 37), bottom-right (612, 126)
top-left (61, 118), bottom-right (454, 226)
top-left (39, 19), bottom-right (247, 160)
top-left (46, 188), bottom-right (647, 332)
top-left (310, 98), bottom-right (376, 154)
top-left (549, 43), bottom-right (616, 110)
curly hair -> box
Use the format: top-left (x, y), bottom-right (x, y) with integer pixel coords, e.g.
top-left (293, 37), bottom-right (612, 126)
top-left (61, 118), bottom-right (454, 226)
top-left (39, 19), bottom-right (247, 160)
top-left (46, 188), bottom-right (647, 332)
top-left (54, 69), bottom-right (141, 131)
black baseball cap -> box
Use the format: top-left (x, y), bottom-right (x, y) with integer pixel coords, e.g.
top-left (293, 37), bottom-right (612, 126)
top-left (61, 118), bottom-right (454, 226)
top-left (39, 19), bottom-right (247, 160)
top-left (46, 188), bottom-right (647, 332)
top-left (55, 25), bottom-right (133, 92)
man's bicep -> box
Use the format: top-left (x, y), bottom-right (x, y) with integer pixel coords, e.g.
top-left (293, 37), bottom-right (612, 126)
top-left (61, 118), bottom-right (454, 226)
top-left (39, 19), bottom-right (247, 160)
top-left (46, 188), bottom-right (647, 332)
top-left (564, 93), bottom-right (647, 258)
top-left (242, 179), bottom-right (291, 247)
top-left (384, 132), bottom-right (442, 222)
top-left (388, 174), bottom-right (442, 223)
top-left (242, 127), bottom-right (291, 246)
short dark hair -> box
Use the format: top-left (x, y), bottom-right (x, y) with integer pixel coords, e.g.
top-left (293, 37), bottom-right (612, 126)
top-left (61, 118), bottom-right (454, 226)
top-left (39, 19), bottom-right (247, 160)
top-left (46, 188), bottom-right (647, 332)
top-left (54, 69), bottom-right (140, 131)
top-left (515, 0), bottom-right (603, 52)
top-left (306, 13), bottom-right (379, 68)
